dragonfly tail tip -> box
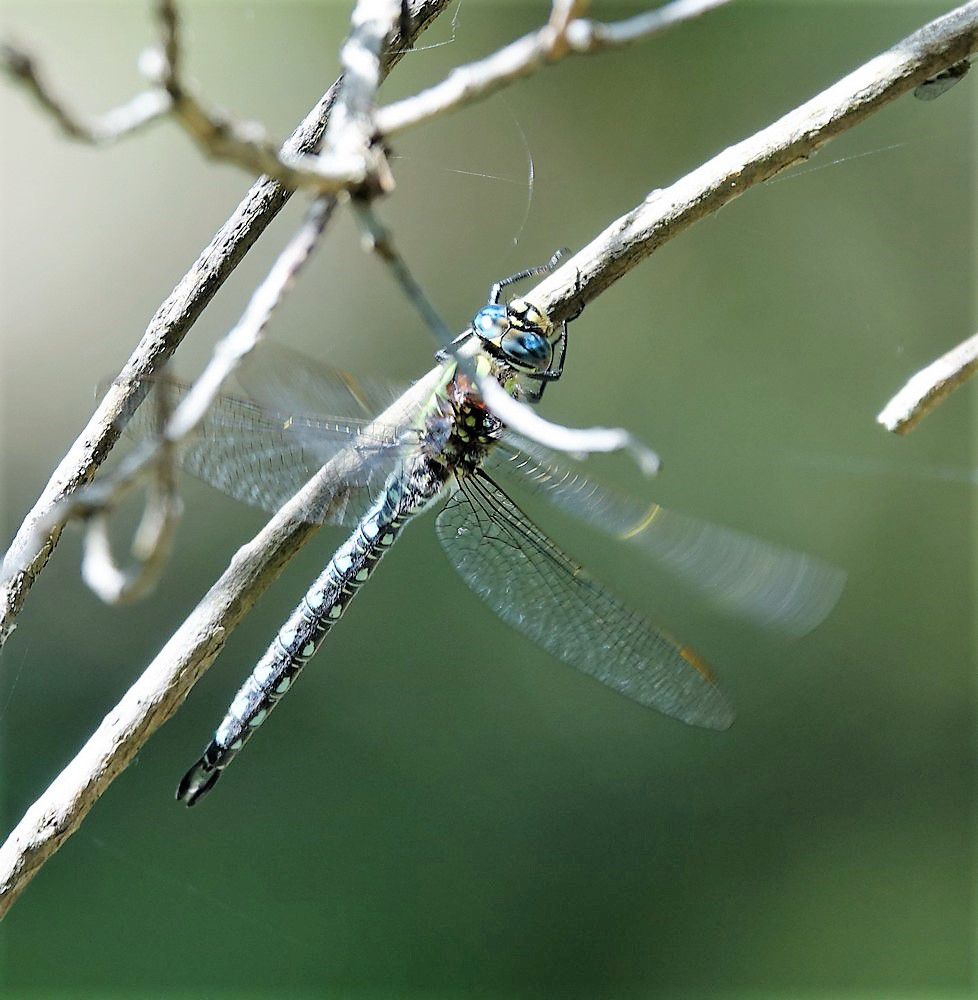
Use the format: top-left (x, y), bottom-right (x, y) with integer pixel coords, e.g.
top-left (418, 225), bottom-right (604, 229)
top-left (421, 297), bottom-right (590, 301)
top-left (176, 748), bottom-right (223, 807)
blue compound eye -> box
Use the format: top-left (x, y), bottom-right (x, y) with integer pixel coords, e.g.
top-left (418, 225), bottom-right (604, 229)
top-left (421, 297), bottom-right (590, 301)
top-left (472, 305), bottom-right (508, 342)
top-left (500, 329), bottom-right (552, 372)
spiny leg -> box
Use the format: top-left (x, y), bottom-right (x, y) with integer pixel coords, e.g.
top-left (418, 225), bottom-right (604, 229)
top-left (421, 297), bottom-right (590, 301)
top-left (487, 248), bottom-right (569, 305)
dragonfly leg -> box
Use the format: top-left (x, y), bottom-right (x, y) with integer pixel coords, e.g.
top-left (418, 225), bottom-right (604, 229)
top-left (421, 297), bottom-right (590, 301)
top-left (519, 265), bottom-right (580, 401)
top-left (487, 248), bottom-right (569, 305)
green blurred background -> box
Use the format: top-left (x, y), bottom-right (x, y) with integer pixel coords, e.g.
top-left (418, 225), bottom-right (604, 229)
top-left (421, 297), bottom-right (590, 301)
top-left (0, 1), bottom-right (974, 996)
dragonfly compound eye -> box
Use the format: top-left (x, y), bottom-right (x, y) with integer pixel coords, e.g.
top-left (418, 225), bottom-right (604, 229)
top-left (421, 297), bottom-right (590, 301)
top-left (500, 328), bottom-right (552, 372)
top-left (472, 300), bottom-right (555, 373)
top-left (472, 304), bottom-right (510, 348)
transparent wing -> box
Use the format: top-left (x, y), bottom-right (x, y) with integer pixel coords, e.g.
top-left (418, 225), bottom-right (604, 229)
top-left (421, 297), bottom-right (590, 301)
top-left (435, 472), bottom-right (734, 730)
top-left (234, 341), bottom-right (404, 430)
top-left (488, 435), bottom-right (845, 637)
top-left (118, 376), bottom-right (420, 526)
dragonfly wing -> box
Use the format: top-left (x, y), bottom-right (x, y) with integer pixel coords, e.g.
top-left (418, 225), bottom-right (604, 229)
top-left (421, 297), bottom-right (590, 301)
top-left (435, 471), bottom-right (734, 730)
top-left (117, 377), bottom-right (414, 525)
top-left (489, 435), bottom-right (845, 637)
top-left (234, 341), bottom-right (404, 428)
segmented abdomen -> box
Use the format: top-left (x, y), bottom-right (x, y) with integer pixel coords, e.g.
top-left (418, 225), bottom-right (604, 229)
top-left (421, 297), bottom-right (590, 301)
top-left (177, 474), bottom-right (420, 805)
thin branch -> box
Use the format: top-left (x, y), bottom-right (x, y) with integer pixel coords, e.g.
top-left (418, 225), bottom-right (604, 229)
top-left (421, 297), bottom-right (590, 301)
top-left (80, 480), bottom-right (182, 605)
top-left (165, 197), bottom-right (335, 441)
top-left (566, 0), bottom-right (730, 53)
top-left (1, 2), bottom-right (386, 194)
top-left (0, 41), bottom-right (171, 141)
top-left (877, 330), bottom-right (978, 434)
top-left (3, 0), bottom-right (977, 917)
top-left (351, 198), bottom-right (459, 346)
top-left (479, 378), bottom-right (661, 475)
top-left (318, 0), bottom-right (401, 196)
top-left (79, 384), bottom-right (181, 605)
top-left (524, 0), bottom-right (978, 324)
top-left (6, 195), bottom-right (334, 607)
top-left (374, 0), bottom-right (731, 136)
top-left (0, 0), bottom-right (452, 649)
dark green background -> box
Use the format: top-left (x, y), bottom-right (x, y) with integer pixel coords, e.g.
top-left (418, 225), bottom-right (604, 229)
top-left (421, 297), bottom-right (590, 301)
top-left (0, 1), bottom-right (974, 996)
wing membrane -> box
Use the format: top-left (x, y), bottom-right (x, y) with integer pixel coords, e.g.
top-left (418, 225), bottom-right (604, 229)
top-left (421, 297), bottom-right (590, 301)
top-left (117, 376), bottom-right (418, 525)
top-left (489, 435), bottom-right (844, 637)
top-left (435, 472), bottom-right (734, 730)
top-left (234, 341), bottom-right (404, 428)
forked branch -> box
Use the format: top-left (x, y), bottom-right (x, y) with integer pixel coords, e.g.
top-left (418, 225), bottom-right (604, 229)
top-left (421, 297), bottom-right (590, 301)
top-left (2, 1), bottom-right (377, 192)
top-left (0, 0), bottom-right (453, 648)
top-left (374, 0), bottom-right (733, 136)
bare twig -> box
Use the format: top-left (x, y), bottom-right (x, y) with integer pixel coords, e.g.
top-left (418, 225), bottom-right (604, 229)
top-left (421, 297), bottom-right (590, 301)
top-left (164, 197), bottom-right (334, 441)
top-left (523, 0), bottom-right (978, 323)
top-left (80, 476), bottom-right (182, 605)
top-left (877, 330), bottom-right (978, 434)
top-left (374, 0), bottom-right (731, 136)
top-left (0, 40), bottom-right (171, 141)
top-left (319, 0), bottom-right (402, 196)
top-left (565, 0), bottom-right (730, 53)
top-left (479, 378), bottom-right (661, 474)
top-left (26, 194), bottom-right (333, 606)
top-left (3, 0), bottom-right (977, 918)
top-left (0, 0), bottom-right (452, 648)
top-left (1, 2), bottom-right (385, 193)
top-left (79, 383), bottom-right (181, 605)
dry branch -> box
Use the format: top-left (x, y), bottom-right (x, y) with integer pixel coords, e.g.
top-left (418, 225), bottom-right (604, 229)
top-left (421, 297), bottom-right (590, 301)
top-left (2, 0), bottom-right (977, 919)
top-left (0, 39), bottom-right (171, 141)
top-left (374, 0), bottom-right (732, 136)
top-left (64, 0), bottom-right (408, 600)
top-left (877, 329), bottom-right (978, 433)
top-left (0, 0), bottom-right (452, 649)
top-left (2, 2), bottom-right (379, 193)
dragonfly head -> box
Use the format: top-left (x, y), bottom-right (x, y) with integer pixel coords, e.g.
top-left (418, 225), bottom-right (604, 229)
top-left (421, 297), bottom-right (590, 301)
top-left (471, 300), bottom-right (554, 375)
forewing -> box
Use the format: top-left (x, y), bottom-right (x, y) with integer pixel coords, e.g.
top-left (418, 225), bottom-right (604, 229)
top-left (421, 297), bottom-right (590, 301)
top-left (435, 472), bottom-right (734, 730)
top-left (234, 341), bottom-right (403, 429)
top-left (117, 377), bottom-right (414, 525)
top-left (489, 435), bottom-right (845, 637)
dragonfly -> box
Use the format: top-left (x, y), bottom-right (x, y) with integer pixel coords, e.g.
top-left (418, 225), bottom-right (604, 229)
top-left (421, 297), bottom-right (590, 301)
top-left (122, 254), bottom-right (844, 806)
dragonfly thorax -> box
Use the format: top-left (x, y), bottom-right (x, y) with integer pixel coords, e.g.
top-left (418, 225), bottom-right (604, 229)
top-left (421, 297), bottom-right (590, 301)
top-left (423, 378), bottom-right (501, 477)
top-left (472, 299), bottom-right (555, 375)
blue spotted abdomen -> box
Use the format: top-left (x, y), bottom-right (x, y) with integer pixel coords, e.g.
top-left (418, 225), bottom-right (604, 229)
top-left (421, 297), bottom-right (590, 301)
top-left (177, 473), bottom-right (429, 805)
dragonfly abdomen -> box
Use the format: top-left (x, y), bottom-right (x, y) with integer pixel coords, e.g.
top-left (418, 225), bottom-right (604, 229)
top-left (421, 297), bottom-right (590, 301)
top-left (177, 472), bottom-right (430, 806)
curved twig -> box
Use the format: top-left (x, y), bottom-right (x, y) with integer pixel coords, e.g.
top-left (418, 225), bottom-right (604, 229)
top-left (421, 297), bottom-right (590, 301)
top-left (2, 2), bottom-right (381, 193)
top-left (374, 0), bottom-right (732, 136)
